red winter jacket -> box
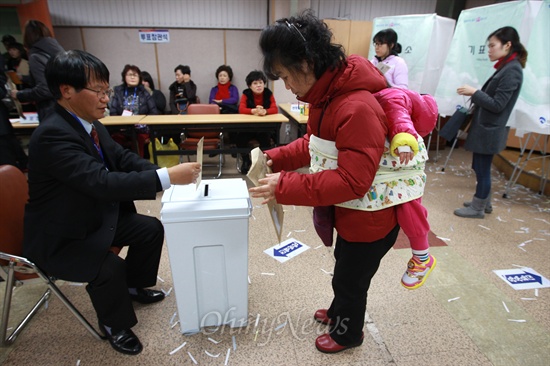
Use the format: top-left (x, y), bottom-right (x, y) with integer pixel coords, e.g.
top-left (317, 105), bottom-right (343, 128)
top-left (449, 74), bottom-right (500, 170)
top-left (267, 55), bottom-right (397, 243)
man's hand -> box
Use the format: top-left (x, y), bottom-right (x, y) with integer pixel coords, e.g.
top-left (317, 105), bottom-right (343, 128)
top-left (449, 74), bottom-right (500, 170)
top-left (167, 162), bottom-right (201, 185)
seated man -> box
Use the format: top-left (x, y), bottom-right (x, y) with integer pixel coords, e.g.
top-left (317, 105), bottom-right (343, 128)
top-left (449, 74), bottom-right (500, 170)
top-left (23, 50), bottom-right (201, 356)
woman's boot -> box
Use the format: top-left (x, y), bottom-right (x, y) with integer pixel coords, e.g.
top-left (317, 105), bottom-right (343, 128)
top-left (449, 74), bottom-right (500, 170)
top-left (463, 191), bottom-right (493, 213)
top-left (454, 196), bottom-right (487, 218)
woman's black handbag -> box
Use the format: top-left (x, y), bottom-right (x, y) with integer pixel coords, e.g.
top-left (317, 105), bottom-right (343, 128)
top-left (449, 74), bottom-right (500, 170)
top-left (439, 105), bottom-right (473, 141)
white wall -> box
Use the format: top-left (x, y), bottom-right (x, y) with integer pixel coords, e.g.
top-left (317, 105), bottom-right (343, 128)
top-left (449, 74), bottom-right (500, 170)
top-left (50, 0), bottom-right (441, 109)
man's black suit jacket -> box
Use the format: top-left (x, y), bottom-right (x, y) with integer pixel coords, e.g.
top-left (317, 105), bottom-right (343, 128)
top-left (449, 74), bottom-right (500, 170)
top-left (23, 104), bottom-right (161, 282)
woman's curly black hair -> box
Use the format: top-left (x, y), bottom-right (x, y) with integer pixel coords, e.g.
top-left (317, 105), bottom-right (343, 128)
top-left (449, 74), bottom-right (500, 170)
top-left (259, 9), bottom-right (346, 81)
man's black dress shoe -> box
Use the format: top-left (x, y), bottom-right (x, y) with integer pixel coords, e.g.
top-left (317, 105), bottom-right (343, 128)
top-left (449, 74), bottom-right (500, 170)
top-left (98, 323), bottom-right (143, 355)
top-left (130, 288), bottom-right (165, 304)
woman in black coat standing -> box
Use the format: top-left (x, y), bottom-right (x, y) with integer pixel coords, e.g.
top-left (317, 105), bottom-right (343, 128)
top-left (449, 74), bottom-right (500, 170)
top-left (454, 26), bottom-right (527, 219)
top-left (10, 20), bottom-right (64, 121)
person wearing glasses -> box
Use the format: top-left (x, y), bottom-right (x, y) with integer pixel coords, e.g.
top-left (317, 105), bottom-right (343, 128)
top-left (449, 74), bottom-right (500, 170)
top-left (109, 64), bottom-right (158, 157)
top-left (23, 50), bottom-right (201, 356)
top-left (249, 10), bottom-right (398, 354)
top-left (10, 19), bottom-right (65, 121)
top-left (370, 28), bottom-right (408, 89)
top-left (110, 64), bottom-right (158, 116)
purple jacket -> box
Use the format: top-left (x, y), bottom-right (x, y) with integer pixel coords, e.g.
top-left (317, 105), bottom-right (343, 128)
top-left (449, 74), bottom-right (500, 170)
top-left (208, 84), bottom-right (239, 105)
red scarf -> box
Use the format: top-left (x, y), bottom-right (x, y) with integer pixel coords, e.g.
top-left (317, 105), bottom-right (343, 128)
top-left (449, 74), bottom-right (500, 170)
top-left (494, 52), bottom-right (517, 69)
top-left (215, 82), bottom-right (230, 100)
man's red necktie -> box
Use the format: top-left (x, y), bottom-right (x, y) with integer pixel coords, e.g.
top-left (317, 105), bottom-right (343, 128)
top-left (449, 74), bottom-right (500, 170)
top-left (90, 125), bottom-right (100, 148)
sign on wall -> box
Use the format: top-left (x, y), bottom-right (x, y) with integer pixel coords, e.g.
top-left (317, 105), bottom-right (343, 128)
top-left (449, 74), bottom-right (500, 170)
top-left (139, 29), bottom-right (170, 43)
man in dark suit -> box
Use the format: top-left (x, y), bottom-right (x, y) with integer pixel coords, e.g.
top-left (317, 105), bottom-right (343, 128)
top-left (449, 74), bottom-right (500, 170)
top-left (23, 50), bottom-right (201, 355)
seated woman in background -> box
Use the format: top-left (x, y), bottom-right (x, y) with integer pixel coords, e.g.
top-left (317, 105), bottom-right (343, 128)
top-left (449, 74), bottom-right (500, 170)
top-left (110, 64), bottom-right (158, 116)
top-left (209, 64), bottom-right (239, 114)
top-left (110, 64), bottom-right (158, 157)
top-left (370, 28), bottom-right (408, 89)
top-left (5, 42), bottom-right (31, 88)
top-left (142, 70), bottom-right (166, 114)
top-left (236, 70), bottom-right (277, 174)
top-left (168, 64), bottom-right (197, 114)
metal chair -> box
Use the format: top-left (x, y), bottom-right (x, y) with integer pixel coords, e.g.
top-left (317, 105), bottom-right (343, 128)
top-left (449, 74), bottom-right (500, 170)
top-left (0, 164), bottom-right (104, 346)
top-left (180, 104), bottom-right (224, 178)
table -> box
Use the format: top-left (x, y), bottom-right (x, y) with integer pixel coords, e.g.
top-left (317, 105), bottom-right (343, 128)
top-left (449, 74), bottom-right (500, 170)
top-left (11, 121), bottom-right (39, 131)
top-left (11, 115), bottom-right (146, 130)
top-left (11, 115), bottom-right (147, 152)
top-left (100, 115), bottom-right (148, 152)
top-left (278, 103), bottom-right (308, 136)
top-left (10, 114), bottom-right (290, 166)
top-left (100, 115), bottom-right (146, 125)
top-left (139, 113), bottom-right (289, 165)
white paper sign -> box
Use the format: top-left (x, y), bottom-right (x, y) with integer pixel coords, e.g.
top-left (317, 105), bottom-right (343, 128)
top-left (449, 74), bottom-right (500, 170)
top-left (264, 238), bottom-right (309, 263)
top-left (493, 267), bottom-right (550, 290)
top-left (139, 29), bottom-right (170, 43)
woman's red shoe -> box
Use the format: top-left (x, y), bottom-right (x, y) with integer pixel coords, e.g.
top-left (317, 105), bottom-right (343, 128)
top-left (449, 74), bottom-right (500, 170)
top-left (315, 333), bottom-right (363, 353)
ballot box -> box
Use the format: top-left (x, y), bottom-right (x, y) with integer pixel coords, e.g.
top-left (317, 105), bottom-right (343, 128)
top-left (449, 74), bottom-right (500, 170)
top-left (161, 178), bottom-right (251, 334)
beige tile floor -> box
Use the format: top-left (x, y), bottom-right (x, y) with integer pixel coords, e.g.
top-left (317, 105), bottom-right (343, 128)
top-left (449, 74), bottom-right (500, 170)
top-left (1, 148), bottom-right (549, 366)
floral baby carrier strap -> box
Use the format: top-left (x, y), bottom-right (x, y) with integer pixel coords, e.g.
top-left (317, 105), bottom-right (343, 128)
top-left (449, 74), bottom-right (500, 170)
top-left (309, 134), bottom-right (428, 211)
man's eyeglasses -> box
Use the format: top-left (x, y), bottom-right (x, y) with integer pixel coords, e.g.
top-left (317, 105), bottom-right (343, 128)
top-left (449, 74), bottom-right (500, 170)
top-left (126, 73), bottom-right (139, 77)
top-left (84, 87), bottom-right (114, 99)
top-left (280, 19), bottom-right (306, 43)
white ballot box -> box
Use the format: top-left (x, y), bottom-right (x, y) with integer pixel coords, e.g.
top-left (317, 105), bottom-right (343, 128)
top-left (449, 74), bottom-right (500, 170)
top-left (161, 178), bottom-right (251, 334)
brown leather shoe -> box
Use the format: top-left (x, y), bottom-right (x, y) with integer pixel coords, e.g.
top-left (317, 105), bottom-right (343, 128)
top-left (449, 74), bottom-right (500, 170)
top-left (315, 333), bottom-right (364, 353)
top-left (314, 309), bottom-right (334, 325)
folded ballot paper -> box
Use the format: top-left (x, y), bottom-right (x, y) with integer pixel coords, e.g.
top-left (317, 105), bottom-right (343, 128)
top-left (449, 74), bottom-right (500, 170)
top-left (247, 147), bottom-right (284, 242)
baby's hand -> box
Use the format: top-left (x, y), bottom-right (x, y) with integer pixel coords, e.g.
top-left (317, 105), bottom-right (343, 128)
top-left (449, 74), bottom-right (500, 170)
top-left (395, 146), bottom-right (413, 165)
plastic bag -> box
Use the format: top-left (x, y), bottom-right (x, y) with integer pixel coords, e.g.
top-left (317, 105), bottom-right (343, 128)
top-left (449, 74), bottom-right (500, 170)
top-left (148, 138), bottom-right (180, 168)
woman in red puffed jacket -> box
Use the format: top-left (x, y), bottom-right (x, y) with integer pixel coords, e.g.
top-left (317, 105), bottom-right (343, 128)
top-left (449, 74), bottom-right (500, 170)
top-left (249, 11), bottom-right (397, 354)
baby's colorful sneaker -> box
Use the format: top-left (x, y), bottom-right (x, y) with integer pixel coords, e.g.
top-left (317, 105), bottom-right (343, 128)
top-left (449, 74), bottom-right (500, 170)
top-left (401, 254), bottom-right (436, 290)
